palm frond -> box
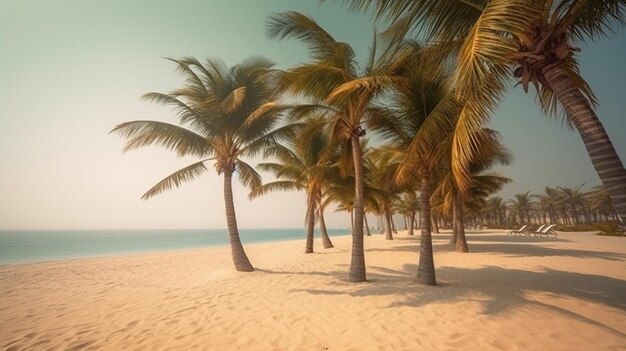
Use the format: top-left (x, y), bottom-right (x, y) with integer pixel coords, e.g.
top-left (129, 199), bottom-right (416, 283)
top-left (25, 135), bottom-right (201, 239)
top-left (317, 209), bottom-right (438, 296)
top-left (257, 162), bottom-right (304, 182)
top-left (240, 123), bottom-right (301, 158)
top-left (241, 102), bottom-right (292, 132)
top-left (564, 0), bottom-right (626, 42)
top-left (140, 92), bottom-right (201, 125)
top-left (165, 57), bottom-right (209, 95)
top-left (234, 56), bottom-right (276, 85)
top-left (110, 120), bottom-right (211, 157)
top-left (141, 160), bottom-right (210, 200)
top-left (266, 11), bottom-right (338, 61)
top-left (248, 180), bottom-right (303, 199)
top-left (366, 106), bottom-right (410, 142)
top-left (235, 160), bottom-right (263, 190)
top-left (278, 64), bottom-right (349, 102)
top-left (326, 75), bottom-right (402, 105)
top-left (219, 86), bottom-right (247, 114)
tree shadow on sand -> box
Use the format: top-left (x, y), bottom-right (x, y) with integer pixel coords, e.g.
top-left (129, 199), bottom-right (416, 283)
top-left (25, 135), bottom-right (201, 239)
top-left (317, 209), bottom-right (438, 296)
top-left (297, 264), bottom-right (626, 337)
top-left (471, 243), bottom-right (626, 261)
top-left (294, 231), bottom-right (626, 337)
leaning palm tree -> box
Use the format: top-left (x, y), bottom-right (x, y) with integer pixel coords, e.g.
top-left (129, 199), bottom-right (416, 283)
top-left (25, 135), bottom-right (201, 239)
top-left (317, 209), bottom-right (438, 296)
top-left (111, 57), bottom-right (293, 272)
top-left (267, 12), bottom-right (404, 282)
top-left (249, 117), bottom-right (335, 253)
top-left (338, 0), bottom-right (626, 224)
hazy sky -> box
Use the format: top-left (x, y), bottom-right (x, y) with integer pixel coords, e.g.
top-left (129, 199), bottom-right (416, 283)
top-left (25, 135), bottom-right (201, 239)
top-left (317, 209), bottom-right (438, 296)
top-left (1, 0), bottom-right (625, 230)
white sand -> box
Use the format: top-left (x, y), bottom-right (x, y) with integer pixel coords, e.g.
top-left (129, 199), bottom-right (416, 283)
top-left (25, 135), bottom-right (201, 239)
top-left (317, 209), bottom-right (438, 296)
top-left (1, 230), bottom-right (625, 350)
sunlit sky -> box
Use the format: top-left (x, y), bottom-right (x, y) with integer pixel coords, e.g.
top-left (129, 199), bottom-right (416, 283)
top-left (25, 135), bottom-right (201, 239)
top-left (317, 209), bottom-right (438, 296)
top-left (1, 0), bottom-right (625, 230)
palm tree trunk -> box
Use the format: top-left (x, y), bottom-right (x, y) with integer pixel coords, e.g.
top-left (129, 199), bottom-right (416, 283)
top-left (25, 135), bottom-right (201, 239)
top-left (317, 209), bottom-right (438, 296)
top-left (364, 215), bottom-right (371, 236)
top-left (543, 66), bottom-right (626, 224)
top-left (450, 200), bottom-right (458, 245)
top-left (454, 194), bottom-right (469, 253)
top-left (431, 214), bottom-right (440, 234)
top-left (583, 207), bottom-right (592, 224)
top-left (408, 212), bottom-right (415, 236)
top-left (305, 192), bottom-right (315, 254)
top-left (350, 210), bottom-right (354, 229)
top-left (417, 175), bottom-right (436, 285)
top-left (384, 207), bottom-right (394, 240)
top-left (560, 208), bottom-right (570, 225)
top-left (391, 213), bottom-right (399, 234)
top-left (348, 135), bottom-right (366, 282)
top-left (318, 206), bottom-right (334, 248)
top-left (571, 205), bottom-right (579, 225)
top-left (223, 170), bottom-right (254, 272)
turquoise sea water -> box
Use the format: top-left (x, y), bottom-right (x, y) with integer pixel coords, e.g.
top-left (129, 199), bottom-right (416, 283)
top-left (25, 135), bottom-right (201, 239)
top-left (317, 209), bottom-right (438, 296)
top-left (0, 228), bottom-right (352, 265)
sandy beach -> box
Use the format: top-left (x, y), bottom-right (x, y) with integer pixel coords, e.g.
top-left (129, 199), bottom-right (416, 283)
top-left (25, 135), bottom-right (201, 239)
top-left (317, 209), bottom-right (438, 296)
top-left (1, 230), bottom-right (624, 351)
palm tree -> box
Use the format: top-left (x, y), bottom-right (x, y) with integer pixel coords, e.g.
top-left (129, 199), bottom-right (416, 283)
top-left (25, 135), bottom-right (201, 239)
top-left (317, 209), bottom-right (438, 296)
top-left (543, 186), bottom-right (567, 224)
top-left (111, 57), bottom-right (293, 272)
top-left (436, 127), bottom-right (512, 251)
top-left (249, 118), bottom-right (335, 253)
top-left (487, 196), bottom-right (506, 226)
top-left (559, 184), bottom-right (588, 225)
top-left (267, 12), bottom-right (403, 282)
top-left (586, 185), bottom-right (617, 221)
top-left (508, 191), bottom-right (537, 225)
top-left (322, 143), bottom-right (390, 236)
top-left (338, 0), bottom-right (626, 224)
top-left (395, 191), bottom-right (419, 235)
top-left (368, 149), bottom-right (406, 240)
top-left (367, 43), bottom-right (458, 285)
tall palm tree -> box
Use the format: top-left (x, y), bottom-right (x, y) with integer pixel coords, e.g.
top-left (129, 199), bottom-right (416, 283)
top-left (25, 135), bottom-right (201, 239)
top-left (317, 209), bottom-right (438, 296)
top-left (249, 118), bottom-right (335, 253)
top-left (338, 0), bottom-right (626, 224)
top-left (322, 143), bottom-right (390, 235)
top-left (368, 43), bottom-right (458, 285)
top-left (267, 12), bottom-right (403, 282)
top-left (111, 57), bottom-right (293, 272)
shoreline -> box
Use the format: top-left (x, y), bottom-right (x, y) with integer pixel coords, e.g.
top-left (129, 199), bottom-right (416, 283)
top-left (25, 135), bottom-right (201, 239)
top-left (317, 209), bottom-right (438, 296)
top-left (1, 230), bottom-right (624, 350)
top-left (0, 233), bottom-right (355, 268)
top-left (0, 229), bottom-right (354, 267)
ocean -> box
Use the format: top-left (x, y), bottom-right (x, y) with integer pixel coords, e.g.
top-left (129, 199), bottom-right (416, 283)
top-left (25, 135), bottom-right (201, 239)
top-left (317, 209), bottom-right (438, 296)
top-left (0, 228), bottom-right (352, 265)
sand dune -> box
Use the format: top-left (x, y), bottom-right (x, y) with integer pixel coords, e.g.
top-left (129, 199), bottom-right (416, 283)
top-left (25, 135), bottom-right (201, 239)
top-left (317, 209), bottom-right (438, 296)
top-left (1, 230), bottom-right (624, 350)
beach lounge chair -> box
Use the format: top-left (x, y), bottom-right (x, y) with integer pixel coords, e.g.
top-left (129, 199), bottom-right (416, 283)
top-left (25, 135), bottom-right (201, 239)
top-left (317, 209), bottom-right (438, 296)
top-left (538, 224), bottom-right (557, 238)
top-left (529, 224), bottom-right (556, 238)
top-left (507, 225), bottom-right (528, 236)
top-left (525, 224), bottom-right (546, 237)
